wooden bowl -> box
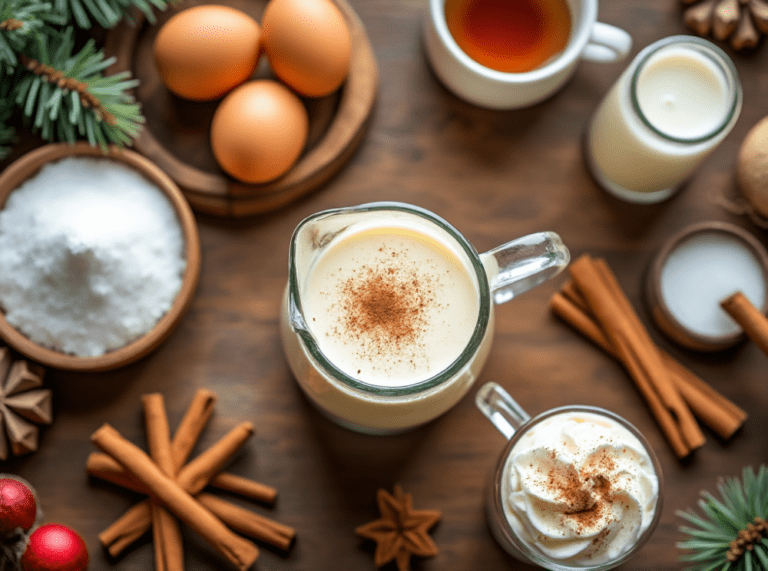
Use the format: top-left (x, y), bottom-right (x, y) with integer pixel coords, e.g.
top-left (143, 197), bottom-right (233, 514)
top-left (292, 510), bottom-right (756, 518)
top-left (104, 0), bottom-right (379, 217)
top-left (645, 221), bottom-right (768, 352)
top-left (0, 142), bottom-right (201, 372)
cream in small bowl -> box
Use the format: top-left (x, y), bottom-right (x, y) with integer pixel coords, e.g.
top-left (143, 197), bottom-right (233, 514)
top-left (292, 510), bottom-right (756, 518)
top-left (645, 221), bottom-right (768, 351)
top-left (0, 143), bottom-right (201, 372)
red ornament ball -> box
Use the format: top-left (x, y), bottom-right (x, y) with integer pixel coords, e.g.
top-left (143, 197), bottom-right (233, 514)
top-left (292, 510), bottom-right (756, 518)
top-left (0, 477), bottom-right (37, 538)
top-left (20, 524), bottom-right (88, 571)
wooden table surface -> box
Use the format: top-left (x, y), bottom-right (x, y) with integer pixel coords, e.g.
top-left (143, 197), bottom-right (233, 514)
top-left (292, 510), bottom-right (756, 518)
top-left (4, 0), bottom-right (768, 570)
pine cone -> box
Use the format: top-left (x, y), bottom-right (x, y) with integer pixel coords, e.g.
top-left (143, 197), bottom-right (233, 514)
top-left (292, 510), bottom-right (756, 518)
top-left (682, 0), bottom-right (768, 49)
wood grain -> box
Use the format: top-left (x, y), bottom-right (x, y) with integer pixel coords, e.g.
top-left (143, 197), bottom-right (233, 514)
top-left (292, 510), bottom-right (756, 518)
top-left (2, 1), bottom-right (768, 570)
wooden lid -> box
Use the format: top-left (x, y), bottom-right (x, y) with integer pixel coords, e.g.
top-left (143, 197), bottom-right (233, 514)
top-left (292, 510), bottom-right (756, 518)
top-left (0, 143), bottom-right (201, 372)
top-left (104, 0), bottom-right (379, 217)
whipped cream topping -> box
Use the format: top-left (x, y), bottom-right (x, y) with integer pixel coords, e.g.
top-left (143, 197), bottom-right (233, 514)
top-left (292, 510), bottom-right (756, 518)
top-left (500, 411), bottom-right (659, 567)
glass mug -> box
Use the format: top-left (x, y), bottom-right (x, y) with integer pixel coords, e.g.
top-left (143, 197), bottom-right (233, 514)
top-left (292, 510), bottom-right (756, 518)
top-left (279, 202), bottom-right (570, 434)
top-left (476, 382), bottom-right (663, 570)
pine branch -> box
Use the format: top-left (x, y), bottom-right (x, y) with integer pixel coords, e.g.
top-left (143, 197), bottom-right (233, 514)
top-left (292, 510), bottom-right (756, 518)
top-left (0, 78), bottom-right (16, 159)
top-left (14, 26), bottom-right (143, 149)
top-left (0, 0), bottom-right (51, 68)
top-left (678, 466), bottom-right (768, 571)
top-left (48, 0), bottom-right (174, 29)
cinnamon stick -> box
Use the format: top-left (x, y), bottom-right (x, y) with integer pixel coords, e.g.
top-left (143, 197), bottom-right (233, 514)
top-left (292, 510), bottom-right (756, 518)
top-left (143, 394), bottom-right (185, 571)
top-left (88, 453), bottom-right (278, 504)
top-left (551, 290), bottom-right (747, 439)
top-left (93, 389), bottom-right (218, 556)
top-left (91, 423), bottom-right (259, 570)
top-left (594, 257), bottom-right (706, 449)
top-left (98, 501), bottom-right (153, 558)
top-left (95, 492), bottom-right (292, 554)
top-left (176, 422), bottom-right (254, 494)
top-left (170, 389), bottom-right (217, 471)
top-left (667, 358), bottom-right (747, 440)
top-left (568, 255), bottom-right (705, 457)
top-left (88, 452), bottom-right (148, 494)
top-left (209, 472), bottom-right (277, 505)
top-left (721, 291), bottom-right (768, 356)
top-left (197, 493), bottom-right (295, 551)
top-left (91, 423), bottom-right (263, 556)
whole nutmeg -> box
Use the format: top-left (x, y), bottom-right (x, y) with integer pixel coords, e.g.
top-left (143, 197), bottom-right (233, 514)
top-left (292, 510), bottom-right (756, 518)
top-left (0, 476), bottom-right (37, 539)
top-left (737, 116), bottom-right (768, 219)
top-left (20, 524), bottom-right (88, 571)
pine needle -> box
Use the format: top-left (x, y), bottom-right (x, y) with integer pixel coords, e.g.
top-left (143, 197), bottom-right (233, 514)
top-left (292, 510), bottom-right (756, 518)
top-left (678, 466), bottom-right (768, 571)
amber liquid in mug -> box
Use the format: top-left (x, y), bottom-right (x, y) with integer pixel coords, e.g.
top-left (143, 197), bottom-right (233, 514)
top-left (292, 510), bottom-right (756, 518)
top-left (445, 0), bottom-right (571, 73)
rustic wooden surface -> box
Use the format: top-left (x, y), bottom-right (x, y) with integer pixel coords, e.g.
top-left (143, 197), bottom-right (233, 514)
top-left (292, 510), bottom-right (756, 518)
top-left (3, 0), bottom-right (768, 570)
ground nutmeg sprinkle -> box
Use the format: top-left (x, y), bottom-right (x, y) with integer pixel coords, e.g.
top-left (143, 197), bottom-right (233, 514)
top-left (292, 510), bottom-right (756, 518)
top-left (334, 247), bottom-right (436, 369)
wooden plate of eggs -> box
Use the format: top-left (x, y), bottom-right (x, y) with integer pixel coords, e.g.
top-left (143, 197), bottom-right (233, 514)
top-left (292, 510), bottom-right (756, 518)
top-left (105, 0), bottom-right (378, 217)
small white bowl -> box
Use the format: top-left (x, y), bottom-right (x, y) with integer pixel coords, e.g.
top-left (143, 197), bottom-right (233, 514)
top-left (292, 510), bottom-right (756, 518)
top-left (645, 221), bottom-right (768, 352)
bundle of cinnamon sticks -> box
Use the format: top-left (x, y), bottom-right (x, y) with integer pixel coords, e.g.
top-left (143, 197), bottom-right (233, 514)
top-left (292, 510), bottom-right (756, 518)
top-left (550, 254), bottom-right (747, 459)
top-left (87, 389), bottom-right (295, 571)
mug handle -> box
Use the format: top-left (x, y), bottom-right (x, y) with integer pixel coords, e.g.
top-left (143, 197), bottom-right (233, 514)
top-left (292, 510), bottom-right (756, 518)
top-left (479, 232), bottom-right (569, 305)
top-left (581, 22), bottom-right (632, 63)
top-left (476, 382), bottom-right (531, 440)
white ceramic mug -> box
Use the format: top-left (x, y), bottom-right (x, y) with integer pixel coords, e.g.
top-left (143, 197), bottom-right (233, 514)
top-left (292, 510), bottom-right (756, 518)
top-left (423, 0), bottom-right (632, 109)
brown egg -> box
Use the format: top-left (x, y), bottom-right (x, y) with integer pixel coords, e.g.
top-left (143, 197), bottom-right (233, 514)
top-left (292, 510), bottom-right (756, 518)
top-left (210, 80), bottom-right (309, 184)
top-left (261, 0), bottom-right (352, 97)
top-left (154, 5), bottom-right (261, 101)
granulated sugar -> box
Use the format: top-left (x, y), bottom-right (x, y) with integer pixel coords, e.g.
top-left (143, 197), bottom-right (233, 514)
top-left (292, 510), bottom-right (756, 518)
top-left (0, 156), bottom-right (186, 357)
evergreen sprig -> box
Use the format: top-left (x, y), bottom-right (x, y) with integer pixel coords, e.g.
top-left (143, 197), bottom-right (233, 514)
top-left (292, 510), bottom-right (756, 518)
top-left (47, 0), bottom-right (172, 30)
top-left (0, 0), bottom-right (50, 68)
top-left (14, 26), bottom-right (143, 147)
top-left (678, 465), bottom-right (768, 571)
top-left (0, 0), bottom-right (171, 154)
top-left (0, 80), bottom-right (15, 158)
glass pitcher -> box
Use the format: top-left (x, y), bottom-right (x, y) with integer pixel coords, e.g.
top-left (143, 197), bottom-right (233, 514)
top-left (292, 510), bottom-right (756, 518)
top-left (279, 202), bottom-right (570, 434)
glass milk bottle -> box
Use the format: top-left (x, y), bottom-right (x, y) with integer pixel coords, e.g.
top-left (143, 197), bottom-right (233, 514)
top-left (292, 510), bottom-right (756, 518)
top-left (585, 35), bottom-right (741, 204)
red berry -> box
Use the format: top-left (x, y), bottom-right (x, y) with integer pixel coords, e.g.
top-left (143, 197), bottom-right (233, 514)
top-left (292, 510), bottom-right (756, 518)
top-left (20, 524), bottom-right (88, 571)
top-left (0, 477), bottom-right (37, 538)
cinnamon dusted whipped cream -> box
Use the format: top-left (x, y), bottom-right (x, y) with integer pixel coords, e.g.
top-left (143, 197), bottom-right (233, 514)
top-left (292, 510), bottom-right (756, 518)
top-left (500, 411), bottom-right (659, 567)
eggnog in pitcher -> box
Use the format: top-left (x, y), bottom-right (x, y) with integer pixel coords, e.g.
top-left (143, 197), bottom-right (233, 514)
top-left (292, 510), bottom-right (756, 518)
top-left (586, 36), bottom-right (741, 203)
top-left (281, 202), bottom-right (569, 434)
top-left (300, 227), bottom-right (481, 386)
top-left (279, 206), bottom-right (494, 434)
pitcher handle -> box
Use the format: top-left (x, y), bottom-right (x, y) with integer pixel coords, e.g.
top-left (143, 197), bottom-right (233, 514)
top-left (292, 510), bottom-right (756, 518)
top-left (479, 231), bottom-right (569, 305)
top-left (581, 22), bottom-right (632, 63)
top-left (476, 382), bottom-right (531, 440)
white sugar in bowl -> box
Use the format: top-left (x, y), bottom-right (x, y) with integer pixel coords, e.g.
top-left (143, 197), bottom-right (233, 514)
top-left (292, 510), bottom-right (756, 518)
top-left (0, 143), bottom-right (201, 372)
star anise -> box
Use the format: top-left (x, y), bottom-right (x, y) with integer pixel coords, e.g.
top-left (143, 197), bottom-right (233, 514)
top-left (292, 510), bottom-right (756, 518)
top-left (682, 0), bottom-right (768, 50)
top-left (0, 346), bottom-right (51, 460)
top-left (355, 485), bottom-right (441, 571)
